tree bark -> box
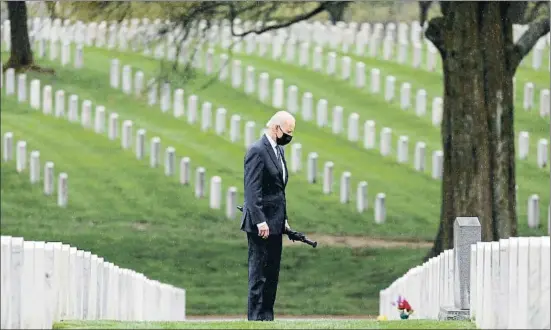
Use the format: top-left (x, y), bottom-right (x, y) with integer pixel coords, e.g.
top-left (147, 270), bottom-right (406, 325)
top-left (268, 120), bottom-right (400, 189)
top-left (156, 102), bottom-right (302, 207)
top-left (425, 2), bottom-right (520, 260)
top-left (4, 1), bottom-right (34, 70)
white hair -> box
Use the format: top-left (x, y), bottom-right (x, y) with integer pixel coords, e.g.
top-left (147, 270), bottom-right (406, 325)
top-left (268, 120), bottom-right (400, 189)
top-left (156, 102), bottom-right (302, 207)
top-left (266, 111), bottom-right (294, 128)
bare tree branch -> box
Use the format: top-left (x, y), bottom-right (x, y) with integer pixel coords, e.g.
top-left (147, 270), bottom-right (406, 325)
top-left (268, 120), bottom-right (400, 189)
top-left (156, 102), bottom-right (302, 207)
top-left (509, 13), bottom-right (550, 69)
top-left (229, 2), bottom-right (329, 38)
top-left (425, 16), bottom-right (446, 56)
top-left (419, 1), bottom-right (433, 26)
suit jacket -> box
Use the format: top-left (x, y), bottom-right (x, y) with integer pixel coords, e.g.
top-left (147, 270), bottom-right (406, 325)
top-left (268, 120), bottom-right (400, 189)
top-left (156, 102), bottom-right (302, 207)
top-left (241, 134), bottom-right (289, 236)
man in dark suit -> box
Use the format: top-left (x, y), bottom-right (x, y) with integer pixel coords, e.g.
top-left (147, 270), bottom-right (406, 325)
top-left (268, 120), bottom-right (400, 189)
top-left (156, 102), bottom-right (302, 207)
top-left (241, 110), bottom-right (296, 321)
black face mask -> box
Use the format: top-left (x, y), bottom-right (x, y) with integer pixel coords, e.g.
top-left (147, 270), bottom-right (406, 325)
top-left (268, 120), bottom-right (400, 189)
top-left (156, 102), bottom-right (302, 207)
top-left (276, 126), bottom-right (293, 146)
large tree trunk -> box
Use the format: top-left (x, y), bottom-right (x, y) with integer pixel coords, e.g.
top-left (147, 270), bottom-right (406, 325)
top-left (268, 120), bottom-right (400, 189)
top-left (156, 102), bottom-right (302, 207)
top-left (5, 1), bottom-right (34, 70)
top-left (425, 2), bottom-right (519, 259)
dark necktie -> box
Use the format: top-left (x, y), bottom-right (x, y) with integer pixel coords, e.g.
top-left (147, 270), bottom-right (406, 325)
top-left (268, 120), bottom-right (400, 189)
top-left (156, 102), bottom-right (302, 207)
top-left (276, 146), bottom-right (282, 162)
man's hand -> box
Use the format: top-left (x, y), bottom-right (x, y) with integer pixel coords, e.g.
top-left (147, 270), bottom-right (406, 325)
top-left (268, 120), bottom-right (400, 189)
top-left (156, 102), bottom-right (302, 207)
top-left (285, 220), bottom-right (291, 231)
top-left (257, 222), bottom-right (269, 239)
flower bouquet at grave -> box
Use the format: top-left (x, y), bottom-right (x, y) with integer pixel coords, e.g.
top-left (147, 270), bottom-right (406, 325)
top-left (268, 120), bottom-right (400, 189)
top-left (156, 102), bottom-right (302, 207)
top-left (391, 295), bottom-right (414, 319)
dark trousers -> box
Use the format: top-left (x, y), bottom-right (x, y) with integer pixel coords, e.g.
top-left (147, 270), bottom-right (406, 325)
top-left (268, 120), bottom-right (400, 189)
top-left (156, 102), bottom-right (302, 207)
top-left (247, 233), bottom-right (283, 321)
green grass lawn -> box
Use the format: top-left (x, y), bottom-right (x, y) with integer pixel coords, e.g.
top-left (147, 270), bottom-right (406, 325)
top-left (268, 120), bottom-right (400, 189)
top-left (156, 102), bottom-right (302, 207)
top-left (0, 92), bottom-right (428, 315)
top-left (0, 34), bottom-right (548, 317)
top-left (53, 319), bottom-right (476, 329)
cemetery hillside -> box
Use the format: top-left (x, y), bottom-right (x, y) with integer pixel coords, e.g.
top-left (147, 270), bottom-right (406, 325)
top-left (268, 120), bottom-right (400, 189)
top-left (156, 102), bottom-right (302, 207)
top-left (0, 1), bottom-right (550, 329)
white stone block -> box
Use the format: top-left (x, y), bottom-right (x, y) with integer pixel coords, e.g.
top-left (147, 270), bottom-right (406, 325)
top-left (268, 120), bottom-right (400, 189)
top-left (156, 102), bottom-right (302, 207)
top-left (340, 171), bottom-right (351, 203)
top-left (209, 176), bottom-right (222, 209)
top-left (374, 193), bottom-right (386, 224)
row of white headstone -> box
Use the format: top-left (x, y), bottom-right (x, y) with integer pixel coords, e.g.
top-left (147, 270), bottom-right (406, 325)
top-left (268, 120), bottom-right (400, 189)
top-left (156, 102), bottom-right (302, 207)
top-left (282, 20), bottom-right (550, 72)
top-left (518, 131), bottom-right (549, 167)
top-left (208, 28), bottom-right (550, 122)
top-left (0, 235), bottom-right (186, 329)
top-left (111, 60), bottom-right (389, 221)
top-left (379, 235), bottom-right (550, 329)
top-left (2, 132), bottom-right (68, 207)
top-left (210, 53), bottom-right (448, 179)
top-left (2, 69), bottom-right (242, 220)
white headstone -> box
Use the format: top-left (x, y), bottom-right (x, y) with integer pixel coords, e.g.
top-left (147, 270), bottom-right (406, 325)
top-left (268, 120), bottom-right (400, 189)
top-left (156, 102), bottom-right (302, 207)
top-left (291, 143), bottom-right (302, 173)
top-left (94, 106), bottom-right (105, 133)
top-left (110, 59), bottom-right (120, 88)
top-left (400, 83), bottom-right (411, 110)
top-left (195, 167), bottom-right (206, 198)
top-left (136, 129), bottom-right (146, 160)
top-left (364, 120), bottom-right (376, 149)
top-left (540, 89), bottom-right (550, 117)
top-left (245, 66), bottom-right (255, 95)
top-left (187, 95), bottom-right (198, 124)
top-left (523, 82), bottom-right (534, 110)
top-left (258, 72), bottom-right (269, 103)
top-left (215, 108), bottom-right (227, 135)
top-left (302, 92), bottom-right (313, 121)
top-left (527, 194), bottom-right (540, 228)
top-left (81, 100), bottom-right (92, 128)
top-left (201, 102), bottom-right (212, 131)
top-left (518, 131), bottom-right (529, 160)
top-left (230, 115), bottom-right (241, 142)
top-left (307, 152), bottom-right (318, 184)
top-left (5, 68), bottom-right (15, 95)
top-left (231, 60), bottom-right (242, 88)
top-left (397, 136), bottom-right (409, 163)
top-left (323, 161), bottom-right (334, 194)
top-left (147, 80), bottom-right (157, 106)
top-left (108, 113), bottom-right (119, 140)
top-left (384, 76), bottom-right (395, 101)
top-left (432, 150), bottom-right (443, 179)
top-left (315, 99), bottom-right (328, 127)
top-left (42, 85), bottom-right (52, 114)
top-left (415, 89), bottom-right (427, 116)
top-left (244, 121), bottom-right (256, 149)
top-left (380, 127), bottom-right (392, 156)
top-left (226, 186), bottom-right (237, 219)
top-left (57, 172), bottom-right (68, 207)
top-left (355, 62), bottom-right (366, 88)
top-left (16, 141), bottom-right (27, 173)
top-left (134, 71), bottom-right (144, 96)
top-left (164, 147), bottom-right (175, 176)
top-left (3, 132), bottom-right (13, 162)
top-left (30, 151), bottom-right (40, 184)
top-left (332, 106), bottom-right (344, 134)
top-left (370, 68), bottom-right (380, 94)
top-left (272, 78), bottom-right (284, 109)
top-left (150, 137), bottom-right (161, 168)
top-left (68, 95), bottom-right (79, 122)
top-left (209, 176), bottom-right (222, 209)
top-left (17, 74), bottom-right (27, 102)
top-left (160, 82), bottom-right (171, 113)
top-left (347, 113), bottom-right (360, 142)
top-left (55, 90), bottom-right (65, 117)
top-left (121, 120), bottom-right (133, 149)
top-left (30, 79), bottom-right (41, 109)
top-left (287, 85), bottom-right (298, 114)
top-left (357, 181), bottom-right (368, 213)
top-left (537, 139), bottom-right (548, 168)
top-left (340, 171), bottom-right (351, 203)
top-left (374, 193), bottom-right (386, 224)
top-left (44, 161), bottom-right (54, 195)
top-left (122, 65), bottom-right (132, 95)
top-left (173, 89), bottom-right (184, 118)
top-left (414, 141), bottom-right (426, 171)
top-left (432, 97), bottom-right (443, 127)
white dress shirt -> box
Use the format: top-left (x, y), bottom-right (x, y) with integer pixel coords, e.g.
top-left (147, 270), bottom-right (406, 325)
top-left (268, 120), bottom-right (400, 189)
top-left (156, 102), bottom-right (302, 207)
top-left (258, 133), bottom-right (289, 231)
